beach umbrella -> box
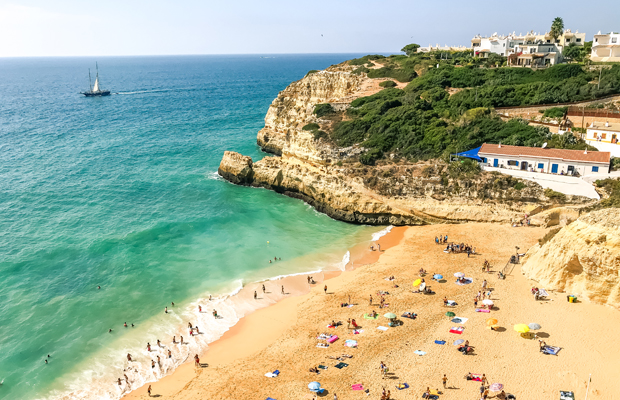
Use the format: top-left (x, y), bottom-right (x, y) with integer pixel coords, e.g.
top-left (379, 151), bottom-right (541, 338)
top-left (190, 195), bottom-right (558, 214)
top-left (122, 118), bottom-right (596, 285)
top-left (384, 312), bottom-right (397, 319)
top-left (453, 339), bottom-right (464, 346)
top-left (308, 382), bottom-right (321, 392)
top-left (454, 272), bottom-right (465, 278)
top-left (482, 299), bottom-right (494, 305)
top-left (451, 317), bottom-right (463, 323)
top-left (412, 279), bottom-right (422, 286)
top-left (419, 282), bottom-right (426, 291)
top-left (489, 383), bottom-right (504, 392)
top-left (445, 311), bottom-right (456, 317)
top-left (486, 318), bottom-right (498, 326)
top-left (433, 274), bottom-right (443, 280)
top-left (528, 323), bottom-right (541, 330)
top-left (513, 324), bottom-right (530, 333)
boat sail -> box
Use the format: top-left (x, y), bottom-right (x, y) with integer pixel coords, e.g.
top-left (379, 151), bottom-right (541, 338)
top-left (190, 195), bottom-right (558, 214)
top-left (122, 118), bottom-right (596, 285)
top-left (82, 63), bottom-right (110, 97)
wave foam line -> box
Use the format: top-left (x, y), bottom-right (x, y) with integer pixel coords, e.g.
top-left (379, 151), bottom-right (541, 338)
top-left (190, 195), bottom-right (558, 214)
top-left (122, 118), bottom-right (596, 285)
top-left (371, 225), bottom-right (393, 242)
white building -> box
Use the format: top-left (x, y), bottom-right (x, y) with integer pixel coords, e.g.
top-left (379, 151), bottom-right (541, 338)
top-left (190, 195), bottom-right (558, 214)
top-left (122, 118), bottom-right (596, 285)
top-left (585, 121), bottom-right (620, 157)
top-left (509, 43), bottom-right (561, 67)
top-left (591, 32), bottom-right (620, 62)
top-left (419, 44), bottom-right (470, 53)
top-left (478, 143), bottom-right (610, 176)
top-left (471, 29), bottom-right (585, 64)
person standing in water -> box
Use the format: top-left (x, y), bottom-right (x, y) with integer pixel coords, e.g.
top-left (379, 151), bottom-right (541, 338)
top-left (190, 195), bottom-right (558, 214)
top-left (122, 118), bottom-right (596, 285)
top-left (164, 306), bottom-right (168, 314)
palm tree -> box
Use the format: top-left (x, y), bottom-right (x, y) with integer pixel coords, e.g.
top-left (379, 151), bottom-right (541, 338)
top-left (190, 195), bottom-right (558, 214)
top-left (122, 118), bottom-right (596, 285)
top-left (550, 17), bottom-right (564, 42)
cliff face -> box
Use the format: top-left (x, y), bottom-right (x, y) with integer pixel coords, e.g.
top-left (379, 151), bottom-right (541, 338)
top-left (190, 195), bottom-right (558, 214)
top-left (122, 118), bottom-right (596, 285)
top-left (218, 63), bottom-right (592, 226)
top-left (522, 209), bottom-right (620, 309)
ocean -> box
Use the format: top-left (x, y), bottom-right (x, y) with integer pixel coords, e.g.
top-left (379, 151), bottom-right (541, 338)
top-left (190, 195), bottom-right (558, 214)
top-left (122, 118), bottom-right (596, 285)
top-left (0, 54), bottom-right (384, 399)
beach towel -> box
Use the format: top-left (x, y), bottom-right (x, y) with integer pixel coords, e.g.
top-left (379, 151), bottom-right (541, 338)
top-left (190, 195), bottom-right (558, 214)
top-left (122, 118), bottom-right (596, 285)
top-left (434, 340), bottom-right (446, 345)
top-left (344, 339), bottom-right (358, 348)
top-left (351, 384), bottom-right (364, 391)
top-left (334, 362), bottom-right (349, 369)
top-left (264, 370), bottom-right (280, 378)
top-left (560, 391), bottom-right (575, 399)
top-left (449, 326), bottom-right (465, 334)
top-left (446, 300), bottom-right (457, 306)
top-left (471, 374), bottom-right (482, 381)
top-left (456, 278), bottom-right (473, 286)
top-left (451, 317), bottom-right (468, 324)
top-left (542, 346), bottom-right (561, 355)
top-left (318, 365), bottom-right (328, 370)
top-left (266, 398), bottom-right (277, 400)
top-left (316, 343), bottom-right (329, 348)
top-left (377, 326), bottom-right (389, 331)
top-left (475, 308), bottom-right (491, 313)
top-left (363, 313), bottom-right (379, 320)
top-left (413, 350), bottom-right (426, 356)
top-left (396, 383), bottom-right (409, 390)
top-left (327, 335), bottom-right (339, 343)
top-left (351, 329), bottom-right (363, 334)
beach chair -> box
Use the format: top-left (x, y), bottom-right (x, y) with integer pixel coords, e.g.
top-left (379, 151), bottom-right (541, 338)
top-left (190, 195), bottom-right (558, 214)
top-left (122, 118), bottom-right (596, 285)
top-left (541, 346), bottom-right (561, 355)
top-left (560, 391), bottom-right (575, 399)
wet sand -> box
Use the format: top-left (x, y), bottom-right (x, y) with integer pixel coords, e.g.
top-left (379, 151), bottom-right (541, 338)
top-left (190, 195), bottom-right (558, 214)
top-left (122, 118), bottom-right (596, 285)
top-left (124, 223), bottom-right (620, 399)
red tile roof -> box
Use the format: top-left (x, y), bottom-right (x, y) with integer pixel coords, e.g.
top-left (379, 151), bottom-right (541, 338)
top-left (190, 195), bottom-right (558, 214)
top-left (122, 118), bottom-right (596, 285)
top-left (479, 143), bottom-right (611, 164)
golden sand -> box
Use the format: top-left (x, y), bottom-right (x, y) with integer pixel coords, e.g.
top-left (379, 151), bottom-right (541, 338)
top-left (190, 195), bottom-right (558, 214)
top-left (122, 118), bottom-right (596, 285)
top-left (124, 224), bottom-right (620, 400)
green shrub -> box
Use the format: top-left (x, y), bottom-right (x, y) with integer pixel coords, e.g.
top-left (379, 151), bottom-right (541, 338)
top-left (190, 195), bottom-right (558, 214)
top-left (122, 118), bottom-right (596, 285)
top-left (544, 188), bottom-right (567, 203)
top-left (313, 130), bottom-right (328, 140)
top-left (313, 103), bottom-right (334, 118)
top-left (379, 80), bottom-right (398, 88)
top-left (514, 182), bottom-right (526, 191)
top-left (543, 107), bottom-right (568, 119)
top-left (305, 70), bottom-right (319, 77)
top-left (595, 178), bottom-right (620, 208)
top-left (359, 148), bottom-right (383, 165)
top-left (349, 55), bottom-right (386, 66)
top-left (302, 123), bottom-right (320, 131)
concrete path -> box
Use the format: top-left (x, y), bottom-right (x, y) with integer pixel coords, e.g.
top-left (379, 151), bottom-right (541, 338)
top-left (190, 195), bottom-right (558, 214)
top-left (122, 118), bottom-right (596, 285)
top-left (483, 166), bottom-right (600, 199)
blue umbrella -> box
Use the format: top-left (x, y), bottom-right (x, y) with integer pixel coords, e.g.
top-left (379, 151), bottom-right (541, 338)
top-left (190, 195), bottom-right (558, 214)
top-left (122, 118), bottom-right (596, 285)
top-left (433, 274), bottom-right (443, 280)
top-left (308, 382), bottom-right (321, 392)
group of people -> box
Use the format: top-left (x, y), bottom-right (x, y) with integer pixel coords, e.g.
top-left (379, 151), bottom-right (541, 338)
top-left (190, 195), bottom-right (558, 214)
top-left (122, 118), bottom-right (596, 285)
top-left (268, 256), bottom-right (282, 263)
top-left (435, 235), bottom-right (449, 244)
top-left (444, 242), bottom-right (476, 256)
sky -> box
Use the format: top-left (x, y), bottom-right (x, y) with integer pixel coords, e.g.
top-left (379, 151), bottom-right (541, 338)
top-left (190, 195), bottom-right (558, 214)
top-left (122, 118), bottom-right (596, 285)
top-left (0, 0), bottom-right (618, 57)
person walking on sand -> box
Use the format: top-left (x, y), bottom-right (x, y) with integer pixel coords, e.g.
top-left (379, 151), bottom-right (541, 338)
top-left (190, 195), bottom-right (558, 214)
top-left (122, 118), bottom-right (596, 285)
top-left (481, 374), bottom-right (488, 385)
top-left (482, 280), bottom-right (487, 290)
top-left (262, 284), bottom-right (265, 293)
top-left (147, 385), bottom-right (152, 397)
top-left (180, 335), bottom-right (184, 344)
top-left (324, 285), bottom-right (327, 294)
top-left (194, 354), bottom-right (200, 367)
top-left (369, 294), bottom-right (373, 305)
top-left (254, 291), bottom-right (257, 299)
top-left (443, 374), bottom-right (448, 388)
top-left (281, 285), bottom-right (285, 295)
top-left (172, 335), bottom-right (176, 344)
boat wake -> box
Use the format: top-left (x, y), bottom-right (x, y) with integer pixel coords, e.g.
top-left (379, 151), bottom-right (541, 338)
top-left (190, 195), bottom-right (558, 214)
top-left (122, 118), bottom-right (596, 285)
top-left (113, 88), bottom-right (192, 95)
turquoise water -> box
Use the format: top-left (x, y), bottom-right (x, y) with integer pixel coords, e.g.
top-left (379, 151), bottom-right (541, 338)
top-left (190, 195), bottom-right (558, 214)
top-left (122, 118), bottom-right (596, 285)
top-left (0, 54), bottom-right (379, 399)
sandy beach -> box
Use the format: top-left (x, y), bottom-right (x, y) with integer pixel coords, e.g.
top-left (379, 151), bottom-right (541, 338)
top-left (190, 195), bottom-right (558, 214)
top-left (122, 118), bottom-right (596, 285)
top-left (123, 223), bottom-right (620, 400)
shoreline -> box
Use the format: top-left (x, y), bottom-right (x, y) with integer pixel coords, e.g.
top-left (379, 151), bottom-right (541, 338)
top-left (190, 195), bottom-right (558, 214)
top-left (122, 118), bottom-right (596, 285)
top-left (121, 226), bottom-right (405, 399)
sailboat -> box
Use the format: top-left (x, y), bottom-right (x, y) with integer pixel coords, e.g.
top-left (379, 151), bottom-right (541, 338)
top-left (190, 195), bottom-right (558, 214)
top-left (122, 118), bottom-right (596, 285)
top-left (82, 63), bottom-right (110, 97)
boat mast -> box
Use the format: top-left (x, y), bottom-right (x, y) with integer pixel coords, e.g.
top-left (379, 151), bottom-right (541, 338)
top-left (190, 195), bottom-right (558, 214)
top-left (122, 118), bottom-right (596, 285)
top-left (88, 68), bottom-right (92, 92)
top-left (96, 62), bottom-right (100, 90)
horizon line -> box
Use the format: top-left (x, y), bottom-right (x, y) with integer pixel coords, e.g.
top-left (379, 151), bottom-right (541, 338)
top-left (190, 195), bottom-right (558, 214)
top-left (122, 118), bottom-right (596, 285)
top-left (0, 51), bottom-right (403, 59)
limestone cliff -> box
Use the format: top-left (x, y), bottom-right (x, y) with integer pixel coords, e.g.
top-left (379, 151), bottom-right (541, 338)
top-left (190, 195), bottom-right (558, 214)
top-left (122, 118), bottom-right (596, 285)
top-left (522, 209), bottom-right (620, 309)
top-left (218, 63), bottom-right (592, 226)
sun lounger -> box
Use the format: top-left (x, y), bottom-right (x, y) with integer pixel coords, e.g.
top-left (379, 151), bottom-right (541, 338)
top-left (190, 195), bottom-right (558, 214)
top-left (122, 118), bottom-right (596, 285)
top-left (318, 365), bottom-right (328, 369)
top-left (449, 326), bottom-right (465, 334)
top-left (327, 335), bottom-right (339, 343)
top-left (475, 308), bottom-right (490, 313)
top-left (334, 362), bottom-right (349, 369)
top-left (560, 391), bottom-right (575, 399)
top-left (434, 340), bottom-right (446, 345)
top-left (396, 383), bottom-right (409, 390)
top-left (542, 345), bottom-right (561, 355)
top-left (377, 326), bottom-right (389, 331)
top-left (363, 313), bottom-right (379, 320)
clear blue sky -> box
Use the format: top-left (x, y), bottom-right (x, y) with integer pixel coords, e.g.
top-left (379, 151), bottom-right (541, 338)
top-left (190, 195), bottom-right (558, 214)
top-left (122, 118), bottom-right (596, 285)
top-left (0, 0), bottom-right (617, 57)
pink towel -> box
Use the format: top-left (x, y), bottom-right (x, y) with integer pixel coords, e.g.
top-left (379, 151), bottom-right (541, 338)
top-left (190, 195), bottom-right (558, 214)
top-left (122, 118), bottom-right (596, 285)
top-left (352, 384), bottom-right (364, 390)
top-left (327, 335), bottom-right (339, 343)
top-left (476, 308), bottom-right (490, 313)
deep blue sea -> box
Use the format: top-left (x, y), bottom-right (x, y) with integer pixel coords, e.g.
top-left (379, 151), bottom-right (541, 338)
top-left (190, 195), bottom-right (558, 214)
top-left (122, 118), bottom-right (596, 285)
top-left (0, 54), bottom-right (382, 399)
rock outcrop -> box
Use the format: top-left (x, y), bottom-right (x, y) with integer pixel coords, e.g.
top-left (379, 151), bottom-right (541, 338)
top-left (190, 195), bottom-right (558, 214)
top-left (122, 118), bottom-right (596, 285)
top-left (522, 209), bottom-right (620, 309)
top-left (218, 62), bottom-right (593, 226)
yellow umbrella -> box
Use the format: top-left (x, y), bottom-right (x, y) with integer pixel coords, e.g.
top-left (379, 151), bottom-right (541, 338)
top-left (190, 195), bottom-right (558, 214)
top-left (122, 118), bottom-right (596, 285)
top-left (412, 279), bottom-right (422, 287)
top-left (486, 318), bottom-right (498, 326)
top-left (513, 324), bottom-right (530, 333)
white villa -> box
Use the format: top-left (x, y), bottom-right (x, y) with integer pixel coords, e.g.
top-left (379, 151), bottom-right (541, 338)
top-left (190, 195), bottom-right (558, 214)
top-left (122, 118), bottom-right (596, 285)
top-left (478, 143), bottom-right (611, 176)
top-left (585, 121), bottom-right (620, 157)
top-left (471, 29), bottom-right (585, 67)
top-left (591, 32), bottom-right (620, 62)
top-left (418, 44), bottom-right (470, 53)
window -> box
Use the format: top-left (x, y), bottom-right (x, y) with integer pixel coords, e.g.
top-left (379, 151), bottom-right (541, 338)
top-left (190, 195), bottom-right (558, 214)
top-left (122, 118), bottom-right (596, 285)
top-left (507, 160), bottom-right (519, 166)
top-left (613, 38), bottom-right (618, 44)
top-left (546, 40), bottom-right (550, 43)
top-left (483, 158), bottom-right (488, 163)
top-left (503, 43), bottom-right (505, 47)
top-left (537, 163), bottom-right (544, 169)
top-left (577, 38), bottom-right (582, 42)
top-left (592, 166), bottom-right (599, 172)
top-left (595, 38), bottom-right (598, 43)
top-left (602, 133), bottom-right (607, 139)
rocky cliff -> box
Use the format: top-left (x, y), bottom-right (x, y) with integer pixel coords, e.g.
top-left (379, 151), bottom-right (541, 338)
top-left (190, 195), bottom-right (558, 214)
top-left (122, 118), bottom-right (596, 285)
top-left (522, 209), bottom-right (620, 309)
top-left (218, 63), bottom-right (592, 226)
